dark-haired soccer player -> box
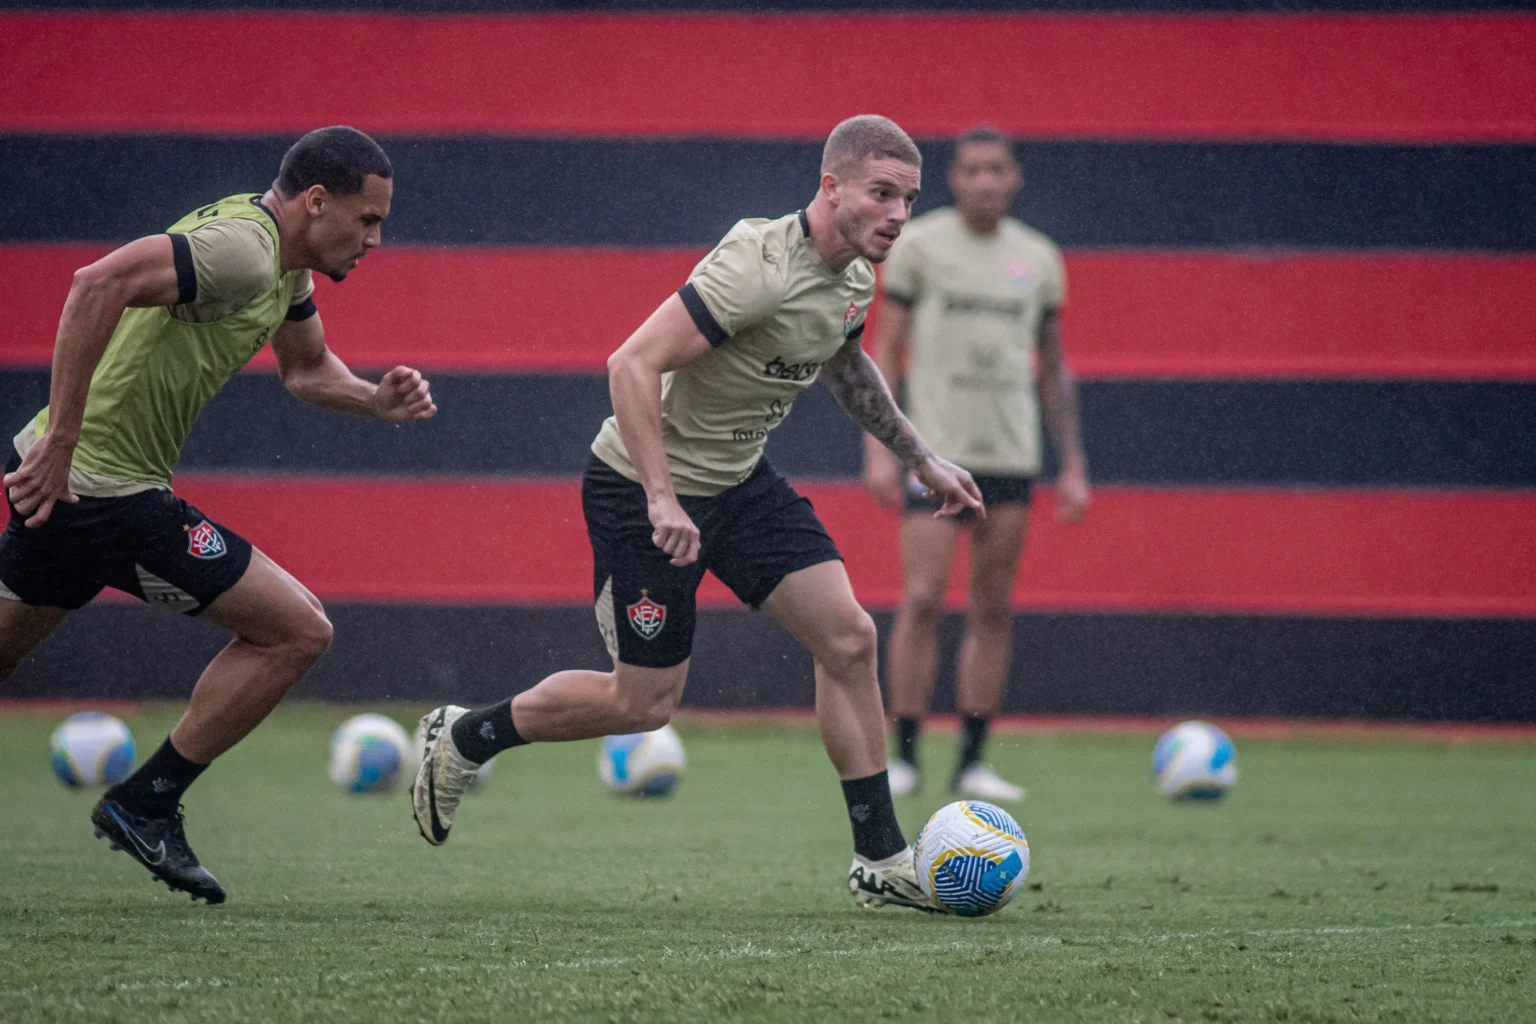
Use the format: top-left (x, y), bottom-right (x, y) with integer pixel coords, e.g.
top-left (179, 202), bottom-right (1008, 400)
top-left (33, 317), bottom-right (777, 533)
top-left (0, 126), bottom-right (437, 904)
top-left (414, 115), bottom-right (981, 911)
top-left (865, 127), bottom-right (1090, 802)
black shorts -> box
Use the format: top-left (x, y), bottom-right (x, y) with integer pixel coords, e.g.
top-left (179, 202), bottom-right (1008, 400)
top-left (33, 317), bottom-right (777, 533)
top-left (0, 452), bottom-right (252, 614)
top-left (584, 454), bottom-right (842, 669)
top-left (904, 470), bottom-right (1034, 520)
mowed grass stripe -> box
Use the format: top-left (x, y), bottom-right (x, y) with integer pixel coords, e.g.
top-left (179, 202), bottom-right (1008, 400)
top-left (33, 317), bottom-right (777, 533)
top-left (2, 705), bottom-right (1532, 1023)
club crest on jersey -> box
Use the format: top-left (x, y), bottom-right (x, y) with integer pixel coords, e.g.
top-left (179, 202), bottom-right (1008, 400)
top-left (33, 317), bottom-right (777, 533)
top-left (186, 520), bottom-right (226, 560)
top-left (1007, 263), bottom-right (1036, 289)
top-left (844, 302), bottom-right (862, 337)
top-left (627, 590), bottom-right (667, 640)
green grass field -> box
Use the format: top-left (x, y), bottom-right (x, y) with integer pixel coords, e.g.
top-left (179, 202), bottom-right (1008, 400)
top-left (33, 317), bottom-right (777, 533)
top-left (1, 704), bottom-right (1533, 1023)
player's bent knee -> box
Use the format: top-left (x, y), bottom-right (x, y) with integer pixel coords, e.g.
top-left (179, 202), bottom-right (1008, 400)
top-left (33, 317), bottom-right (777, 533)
top-left (818, 611), bottom-right (879, 680)
top-left (285, 608), bottom-right (334, 665)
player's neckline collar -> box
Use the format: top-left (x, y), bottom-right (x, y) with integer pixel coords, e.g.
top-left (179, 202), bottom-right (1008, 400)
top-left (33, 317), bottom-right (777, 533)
top-left (797, 209), bottom-right (811, 238)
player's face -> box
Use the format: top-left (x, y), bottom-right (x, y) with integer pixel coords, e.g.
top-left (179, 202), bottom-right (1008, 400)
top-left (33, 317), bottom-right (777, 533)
top-left (306, 174), bottom-right (392, 282)
top-left (832, 157), bottom-right (922, 263)
top-left (950, 141), bottom-right (1021, 226)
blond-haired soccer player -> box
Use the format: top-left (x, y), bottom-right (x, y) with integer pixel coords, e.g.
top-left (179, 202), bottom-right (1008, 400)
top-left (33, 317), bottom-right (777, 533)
top-left (0, 127), bottom-right (436, 903)
top-left (414, 115), bottom-right (981, 911)
top-left (864, 127), bottom-right (1090, 802)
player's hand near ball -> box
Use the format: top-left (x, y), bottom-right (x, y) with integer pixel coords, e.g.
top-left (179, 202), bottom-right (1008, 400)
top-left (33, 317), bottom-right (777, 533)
top-left (913, 455), bottom-right (985, 519)
top-left (372, 366), bottom-right (438, 422)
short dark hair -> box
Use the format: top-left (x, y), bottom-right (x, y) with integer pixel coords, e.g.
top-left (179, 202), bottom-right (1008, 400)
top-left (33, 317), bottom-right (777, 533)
top-left (276, 126), bottom-right (392, 199)
top-left (821, 115), bottom-right (922, 177)
top-left (954, 125), bottom-right (1015, 156)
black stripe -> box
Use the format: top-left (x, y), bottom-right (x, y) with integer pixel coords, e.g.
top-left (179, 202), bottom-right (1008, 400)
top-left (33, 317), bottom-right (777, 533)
top-left (678, 283), bottom-right (729, 346)
top-left (11, 603), bottom-right (1536, 723)
top-left (797, 208), bottom-right (810, 238)
top-left (4, 370), bottom-right (1532, 486)
top-left (167, 232), bottom-right (196, 305)
top-left (285, 297), bottom-right (318, 322)
top-left (4, 1), bottom-right (1531, 11)
top-left (846, 321), bottom-right (865, 343)
top-left (4, 136), bottom-right (1534, 249)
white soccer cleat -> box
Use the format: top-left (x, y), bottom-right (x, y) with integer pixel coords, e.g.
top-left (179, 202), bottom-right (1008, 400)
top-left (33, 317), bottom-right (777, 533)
top-left (886, 758), bottom-right (920, 797)
top-left (412, 706), bottom-right (480, 846)
top-left (848, 846), bottom-right (939, 912)
top-left (953, 763), bottom-right (1027, 803)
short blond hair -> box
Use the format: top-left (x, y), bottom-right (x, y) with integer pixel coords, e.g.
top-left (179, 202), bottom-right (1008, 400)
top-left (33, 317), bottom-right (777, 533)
top-left (821, 115), bottom-right (922, 177)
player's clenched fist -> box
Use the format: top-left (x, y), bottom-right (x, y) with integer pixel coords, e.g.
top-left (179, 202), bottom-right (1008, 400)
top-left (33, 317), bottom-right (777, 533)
top-left (647, 494), bottom-right (701, 567)
top-left (373, 366), bottom-right (437, 422)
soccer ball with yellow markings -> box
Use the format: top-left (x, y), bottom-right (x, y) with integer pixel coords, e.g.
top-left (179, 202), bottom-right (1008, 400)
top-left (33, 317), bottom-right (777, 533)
top-left (912, 800), bottom-right (1030, 917)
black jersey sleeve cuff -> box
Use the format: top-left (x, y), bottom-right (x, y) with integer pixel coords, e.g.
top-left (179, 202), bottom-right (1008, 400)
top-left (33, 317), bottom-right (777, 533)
top-left (678, 283), bottom-right (729, 346)
top-left (285, 297), bottom-right (318, 322)
top-left (883, 290), bottom-right (915, 309)
top-left (168, 233), bottom-right (196, 306)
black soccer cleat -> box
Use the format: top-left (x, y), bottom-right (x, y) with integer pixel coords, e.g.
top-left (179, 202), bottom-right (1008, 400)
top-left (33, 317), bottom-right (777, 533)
top-left (90, 794), bottom-right (226, 905)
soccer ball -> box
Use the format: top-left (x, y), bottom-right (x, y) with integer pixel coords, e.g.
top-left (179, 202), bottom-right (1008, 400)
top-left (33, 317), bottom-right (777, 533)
top-left (50, 712), bottom-right (135, 788)
top-left (1153, 720), bottom-right (1237, 800)
top-left (913, 800), bottom-right (1030, 917)
top-left (410, 715), bottom-right (496, 792)
top-left (329, 713), bottom-right (412, 793)
top-left (598, 725), bottom-right (685, 797)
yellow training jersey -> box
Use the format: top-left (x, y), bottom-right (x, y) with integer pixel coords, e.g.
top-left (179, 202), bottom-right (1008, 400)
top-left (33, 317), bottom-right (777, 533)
top-left (592, 210), bottom-right (874, 496)
top-left (14, 194), bottom-right (315, 494)
top-left (882, 208), bottom-right (1065, 476)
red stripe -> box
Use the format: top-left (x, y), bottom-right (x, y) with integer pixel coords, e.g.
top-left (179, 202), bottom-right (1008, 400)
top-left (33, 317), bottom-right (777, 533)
top-left (6, 245), bottom-right (1535, 380)
top-left (24, 478), bottom-right (1523, 617)
top-left (3, 13), bottom-right (1535, 142)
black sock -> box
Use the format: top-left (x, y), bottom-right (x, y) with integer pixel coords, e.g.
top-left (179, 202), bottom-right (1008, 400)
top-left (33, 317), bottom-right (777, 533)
top-left (895, 717), bottom-right (920, 766)
top-left (955, 714), bottom-right (991, 777)
top-left (110, 737), bottom-right (207, 816)
top-left (450, 699), bottom-right (528, 764)
top-left (841, 771), bottom-right (908, 862)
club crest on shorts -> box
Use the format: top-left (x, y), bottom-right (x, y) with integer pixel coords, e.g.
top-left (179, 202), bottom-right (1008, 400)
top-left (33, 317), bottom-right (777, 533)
top-left (627, 589), bottom-right (667, 640)
top-left (844, 302), bottom-right (861, 336)
top-left (186, 520), bottom-right (226, 560)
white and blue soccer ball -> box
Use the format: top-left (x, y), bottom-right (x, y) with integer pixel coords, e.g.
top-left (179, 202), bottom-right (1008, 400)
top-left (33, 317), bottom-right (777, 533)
top-left (598, 725), bottom-right (685, 797)
top-left (329, 713), bottom-right (412, 794)
top-left (1153, 720), bottom-right (1238, 800)
top-left (913, 800), bottom-right (1030, 917)
top-left (50, 712), bottom-right (135, 788)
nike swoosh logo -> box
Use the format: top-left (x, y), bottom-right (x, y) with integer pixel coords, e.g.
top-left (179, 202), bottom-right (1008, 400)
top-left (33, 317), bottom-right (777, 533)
top-left (107, 804), bottom-right (167, 866)
top-left (424, 714), bottom-right (450, 843)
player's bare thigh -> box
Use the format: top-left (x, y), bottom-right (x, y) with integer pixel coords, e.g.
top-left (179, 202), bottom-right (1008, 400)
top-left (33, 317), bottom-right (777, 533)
top-left (966, 503), bottom-right (1030, 608)
top-left (898, 512), bottom-right (959, 613)
top-left (0, 597), bottom-right (69, 680)
top-left (199, 547), bottom-right (331, 648)
top-left (760, 560), bottom-right (875, 664)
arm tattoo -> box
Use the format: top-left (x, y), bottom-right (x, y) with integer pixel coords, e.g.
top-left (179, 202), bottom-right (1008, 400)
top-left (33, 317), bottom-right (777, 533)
top-left (821, 340), bottom-right (932, 469)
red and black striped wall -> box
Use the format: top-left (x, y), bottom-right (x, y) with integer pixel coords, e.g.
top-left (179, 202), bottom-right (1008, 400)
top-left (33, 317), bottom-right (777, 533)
top-left (2, 2), bottom-right (1534, 719)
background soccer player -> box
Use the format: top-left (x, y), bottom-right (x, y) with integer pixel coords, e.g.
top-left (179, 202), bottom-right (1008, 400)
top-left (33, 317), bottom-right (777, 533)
top-left (414, 115), bottom-right (982, 911)
top-left (864, 126), bottom-right (1090, 802)
top-left (0, 127), bottom-right (437, 904)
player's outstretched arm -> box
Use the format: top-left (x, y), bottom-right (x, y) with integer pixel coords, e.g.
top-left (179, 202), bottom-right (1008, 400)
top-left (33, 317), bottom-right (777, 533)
top-left (1036, 309), bottom-right (1090, 523)
top-left (821, 337), bottom-right (984, 518)
top-left (271, 314), bottom-right (436, 422)
top-left (3, 236), bottom-right (184, 527)
top-left (861, 299), bottom-right (912, 508)
top-left (607, 293), bottom-right (715, 566)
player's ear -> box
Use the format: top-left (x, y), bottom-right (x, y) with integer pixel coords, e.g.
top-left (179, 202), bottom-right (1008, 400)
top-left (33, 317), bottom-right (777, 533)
top-left (304, 185), bottom-right (330, 218)
top-left (819, 171), bottom-right (840, 201)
